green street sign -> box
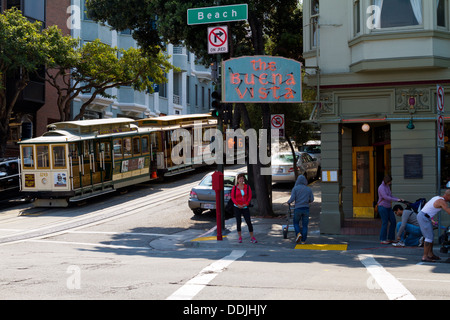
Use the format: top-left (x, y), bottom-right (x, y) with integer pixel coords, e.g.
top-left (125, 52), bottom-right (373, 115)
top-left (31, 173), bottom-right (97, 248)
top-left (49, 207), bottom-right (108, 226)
top-left (187, 4), bottom-right (248, 25)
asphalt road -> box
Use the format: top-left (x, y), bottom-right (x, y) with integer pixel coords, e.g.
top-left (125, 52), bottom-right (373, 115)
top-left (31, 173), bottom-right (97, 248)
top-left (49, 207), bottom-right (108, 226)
top-left (0, 165), bottom-right (449, 306)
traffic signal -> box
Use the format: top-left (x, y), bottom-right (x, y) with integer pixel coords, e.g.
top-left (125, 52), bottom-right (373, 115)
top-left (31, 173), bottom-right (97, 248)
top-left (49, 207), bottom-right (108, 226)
top-left (222, 104), bottom-right (233, 125)
top-left (210, 91), bottom-right (222, 119)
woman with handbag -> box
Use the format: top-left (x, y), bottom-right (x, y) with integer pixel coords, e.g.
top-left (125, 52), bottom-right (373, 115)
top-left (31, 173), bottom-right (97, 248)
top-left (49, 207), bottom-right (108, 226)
top-left (378, 175), bottom-right (403, 244)
top-left (231, 173), bottom-right (256, 243)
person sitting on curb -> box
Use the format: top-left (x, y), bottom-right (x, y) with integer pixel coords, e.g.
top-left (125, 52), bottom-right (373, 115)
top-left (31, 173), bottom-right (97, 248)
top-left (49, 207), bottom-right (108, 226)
top-left (392, 204), bottom-right (422, 247)
top-left (287, 175), bottom-right (314, 244)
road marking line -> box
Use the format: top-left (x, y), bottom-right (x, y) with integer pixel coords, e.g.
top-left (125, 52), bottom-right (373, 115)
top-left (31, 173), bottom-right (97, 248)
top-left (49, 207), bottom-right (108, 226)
top-left (397, 278), bottom-right (450, 283)
top-left (27, 239), bottom-right (150, 251)
top-left (358, 254), bottom-right (416, 300)
top-left (68, 231), bottom-right (183, 238)
top-left (191, 236), bottom-right (228, 242)
top-left (295, 244), bottom-right (347, 251)
top-left (166, 250), bottom-right (246, 300)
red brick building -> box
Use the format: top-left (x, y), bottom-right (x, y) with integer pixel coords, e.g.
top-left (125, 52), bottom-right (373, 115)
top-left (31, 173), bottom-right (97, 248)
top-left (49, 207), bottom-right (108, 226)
top-left (2, 0), bottom-right (70, 156)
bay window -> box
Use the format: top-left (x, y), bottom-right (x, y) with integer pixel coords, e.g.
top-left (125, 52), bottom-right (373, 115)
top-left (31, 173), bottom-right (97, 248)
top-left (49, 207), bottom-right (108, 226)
top-left (437, 0), bottom-right (447, 27)
top-left (371, 0), bottom-right (423, 29)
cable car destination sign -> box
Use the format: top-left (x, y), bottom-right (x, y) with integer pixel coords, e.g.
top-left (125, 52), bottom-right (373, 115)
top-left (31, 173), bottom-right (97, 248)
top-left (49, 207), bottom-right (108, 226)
top-left (222, 56), bottom-right (302, 103)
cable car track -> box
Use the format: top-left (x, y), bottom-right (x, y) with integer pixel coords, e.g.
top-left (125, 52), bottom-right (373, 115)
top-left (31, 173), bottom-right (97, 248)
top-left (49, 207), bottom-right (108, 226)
top-left (0, 181), bottom-right (198, 246)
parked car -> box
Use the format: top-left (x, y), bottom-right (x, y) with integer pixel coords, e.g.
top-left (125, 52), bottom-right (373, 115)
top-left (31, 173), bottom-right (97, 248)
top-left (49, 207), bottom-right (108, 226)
top-left (271, 151), bottom-right (319, 183)
top-left (299, 140), bottom-right (321, 164)
top-left (0, 157), bottom-right (20, 202)
top-left (188, 171), bottom-right (247, 216)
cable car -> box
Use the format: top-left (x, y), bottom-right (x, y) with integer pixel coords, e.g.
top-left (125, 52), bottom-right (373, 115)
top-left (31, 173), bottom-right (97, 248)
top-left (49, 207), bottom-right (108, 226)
top-left (19, 118), bottom-right (158, 207)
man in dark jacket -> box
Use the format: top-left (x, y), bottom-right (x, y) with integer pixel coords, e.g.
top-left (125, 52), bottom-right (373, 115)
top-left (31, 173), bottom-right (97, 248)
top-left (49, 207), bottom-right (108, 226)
top-left (287, 175), bottom-right (314, 243)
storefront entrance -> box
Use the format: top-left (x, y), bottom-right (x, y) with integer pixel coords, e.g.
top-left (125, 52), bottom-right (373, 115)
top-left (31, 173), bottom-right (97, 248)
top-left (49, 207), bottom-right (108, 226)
top-left (350, 124), bottom-right (391, 219)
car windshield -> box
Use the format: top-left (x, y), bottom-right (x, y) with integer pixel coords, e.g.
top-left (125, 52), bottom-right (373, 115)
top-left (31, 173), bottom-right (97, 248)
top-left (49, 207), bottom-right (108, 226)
top-left (199, 174), bottom-right (236, 187)
top-left (224, 176), bottom-right (235, 187)
top-left (301, 145), bottom-right (321, 154)
top-left (272, 154), bottom-right (296, 164)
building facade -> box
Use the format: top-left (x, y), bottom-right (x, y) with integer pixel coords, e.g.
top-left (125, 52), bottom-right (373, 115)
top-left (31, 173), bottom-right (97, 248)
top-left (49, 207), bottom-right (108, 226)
top-left (71, 0), bottom-right (213, 121)
top-left (303, 0), bottom-right (450, 234)
top-left (4, 0), bottom-right (213, 157)
top-left (2, 0), bottom-right (70, 154)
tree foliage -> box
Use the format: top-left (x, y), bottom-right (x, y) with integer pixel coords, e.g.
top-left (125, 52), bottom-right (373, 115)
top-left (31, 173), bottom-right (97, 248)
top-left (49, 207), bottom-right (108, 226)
top-left (42, 29), bottom-right (173, 121)
top-left (86, 0), bottom-right (306, 216)
top-left (0, 8), bottom-right (48, 157)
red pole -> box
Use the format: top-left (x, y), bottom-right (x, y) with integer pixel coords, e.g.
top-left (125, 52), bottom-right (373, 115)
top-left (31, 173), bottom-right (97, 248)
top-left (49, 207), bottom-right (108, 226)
top-left (216, 191), bottom-right (223, 241)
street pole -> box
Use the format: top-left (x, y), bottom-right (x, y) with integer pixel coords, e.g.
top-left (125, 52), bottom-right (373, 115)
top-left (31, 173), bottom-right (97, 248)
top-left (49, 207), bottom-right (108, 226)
top-left (216, 53), bottom-right (226, 234)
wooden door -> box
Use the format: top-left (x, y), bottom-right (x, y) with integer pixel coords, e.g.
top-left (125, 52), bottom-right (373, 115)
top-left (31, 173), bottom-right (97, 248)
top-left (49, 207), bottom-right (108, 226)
top-left (352, 146), bottom-right (375, 218)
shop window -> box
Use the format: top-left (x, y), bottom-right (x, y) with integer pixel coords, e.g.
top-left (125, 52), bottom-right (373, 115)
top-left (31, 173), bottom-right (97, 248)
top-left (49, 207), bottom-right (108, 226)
top-left (370, 0), bottom-right (422, 29)
top-left (441, 123), bottom-right (450, 188)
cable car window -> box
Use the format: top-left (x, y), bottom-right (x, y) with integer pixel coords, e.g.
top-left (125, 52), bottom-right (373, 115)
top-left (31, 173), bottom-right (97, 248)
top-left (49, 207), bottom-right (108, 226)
top-left (37, 145), bottom-right (50, 169)
top-left (53, 145), bottom-right (66, 168)
top-left (142, 136), bottom-right (150, 154)
top-left (123, 137), bottom-right (132, 158)
top-left (22, 146), bottom-right (35, 169)
top-left (113, 139), bottom-right (123, 159)
top-left (69, 143), bottom-right (79, 160)
top-left (103, 141), bottom-right (111, 160)
top-left (133, 137), bottom-right (141, 155)
top-left (82, 141), bottom-right (89, 158)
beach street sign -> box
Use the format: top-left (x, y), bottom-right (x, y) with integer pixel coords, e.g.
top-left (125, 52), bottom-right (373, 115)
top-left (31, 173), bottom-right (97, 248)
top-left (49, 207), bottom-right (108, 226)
top-left (187, 4), bottom-right (248, 25)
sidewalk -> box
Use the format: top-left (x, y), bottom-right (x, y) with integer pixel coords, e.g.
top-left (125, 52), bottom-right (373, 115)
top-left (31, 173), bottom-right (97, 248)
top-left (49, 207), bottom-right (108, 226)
top-left (182, 181), bottom-right (449, 262)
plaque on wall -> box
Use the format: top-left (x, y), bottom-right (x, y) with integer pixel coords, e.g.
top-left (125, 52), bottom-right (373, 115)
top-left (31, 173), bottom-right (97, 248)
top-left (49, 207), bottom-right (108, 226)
top-left (404, 154), bottom-right (423, 179)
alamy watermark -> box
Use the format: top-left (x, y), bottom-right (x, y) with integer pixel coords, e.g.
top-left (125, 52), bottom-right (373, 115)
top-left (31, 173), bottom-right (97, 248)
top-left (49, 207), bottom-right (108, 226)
top-left (366, 5), bottom-right (382, 30)
top-left (171, 121), bottom-right (282, 175)
top-left (66, 265), bottom-right (81, 290)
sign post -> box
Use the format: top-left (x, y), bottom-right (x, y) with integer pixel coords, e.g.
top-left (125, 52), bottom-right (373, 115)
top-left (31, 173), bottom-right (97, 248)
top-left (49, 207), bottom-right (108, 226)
top-left (437, 84), bottom-right (445, 149)
top-left (437, 84), bottom-right (445, 239)
top-left (212, 171), bottom-right (224, 241)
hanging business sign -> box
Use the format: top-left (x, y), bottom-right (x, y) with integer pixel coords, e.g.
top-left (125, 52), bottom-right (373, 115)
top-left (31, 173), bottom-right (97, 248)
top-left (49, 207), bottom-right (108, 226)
top-left (222, 56), bottom-right (302, 104)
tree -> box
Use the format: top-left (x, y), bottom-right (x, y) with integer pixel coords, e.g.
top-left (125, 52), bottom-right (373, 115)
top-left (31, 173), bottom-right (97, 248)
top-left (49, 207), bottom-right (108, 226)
top-left (42, 30), bottom-right (174, 121)
top-left (86, 0), bottom-right (302, 216)
top-left (0, 8), bottom-right (48, 157)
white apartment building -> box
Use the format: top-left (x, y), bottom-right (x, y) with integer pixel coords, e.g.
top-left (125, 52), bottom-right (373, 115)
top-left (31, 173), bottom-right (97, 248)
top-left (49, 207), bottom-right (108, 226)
top-left (71, 0), bottom-right (214, 120)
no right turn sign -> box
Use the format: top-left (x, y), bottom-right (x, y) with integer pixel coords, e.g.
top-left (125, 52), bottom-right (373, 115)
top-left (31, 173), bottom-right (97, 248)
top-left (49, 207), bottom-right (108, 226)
top-left (208, 26), bottom-right (228, 54)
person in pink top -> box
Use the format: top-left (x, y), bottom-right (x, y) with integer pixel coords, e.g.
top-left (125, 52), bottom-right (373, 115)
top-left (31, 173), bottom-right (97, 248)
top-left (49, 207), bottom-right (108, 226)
top-left (378, 175), bottom-right (403, 244)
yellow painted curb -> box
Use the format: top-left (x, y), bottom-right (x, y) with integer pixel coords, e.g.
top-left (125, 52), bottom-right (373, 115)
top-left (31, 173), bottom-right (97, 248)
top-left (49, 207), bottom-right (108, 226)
top-left (191, 236), bottom-right (228, 242)
top-left (295, 244), bottom-right (348, 251)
